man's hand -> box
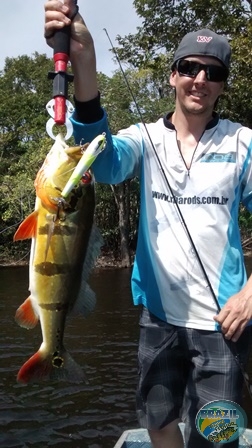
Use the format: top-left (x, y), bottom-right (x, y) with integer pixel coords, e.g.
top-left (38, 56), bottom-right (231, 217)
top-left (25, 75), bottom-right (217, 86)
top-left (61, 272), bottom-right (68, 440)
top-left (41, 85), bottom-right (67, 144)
top-left (44, 0), bottom-right (94, 58)
top-left (44, 0), bottom-right (98, 102)
top-left (213, 276), bottom-right (252, 342)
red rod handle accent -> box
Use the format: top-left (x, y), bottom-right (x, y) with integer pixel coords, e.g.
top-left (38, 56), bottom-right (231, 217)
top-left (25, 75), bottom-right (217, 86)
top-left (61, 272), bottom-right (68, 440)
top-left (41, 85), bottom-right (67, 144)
top-left (53, 53), bottom-right (69, 125)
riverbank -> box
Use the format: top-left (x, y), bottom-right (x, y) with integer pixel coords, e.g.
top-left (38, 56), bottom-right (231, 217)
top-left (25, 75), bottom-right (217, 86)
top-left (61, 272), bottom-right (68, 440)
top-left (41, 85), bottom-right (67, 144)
top-left (0, 251), bottom-right (128, 269)
top-left (1, 246), bottom-right (252, 269)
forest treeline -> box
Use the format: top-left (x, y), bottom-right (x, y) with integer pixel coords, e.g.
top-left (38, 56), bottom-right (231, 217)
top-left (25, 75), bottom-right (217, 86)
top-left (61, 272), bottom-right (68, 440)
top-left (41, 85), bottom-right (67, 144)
top-left (1, 0), bottom-right (252, 267)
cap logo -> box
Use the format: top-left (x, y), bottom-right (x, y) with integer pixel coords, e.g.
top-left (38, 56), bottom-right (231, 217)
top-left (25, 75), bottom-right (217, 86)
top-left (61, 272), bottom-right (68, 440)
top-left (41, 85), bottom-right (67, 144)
top-left (197, 36), bottom-right (213, 43)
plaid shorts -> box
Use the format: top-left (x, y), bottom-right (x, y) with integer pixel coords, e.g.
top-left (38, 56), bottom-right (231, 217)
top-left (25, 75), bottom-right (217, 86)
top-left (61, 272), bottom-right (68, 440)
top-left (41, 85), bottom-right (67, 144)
top-left (136, 307), bottom-right (251, 447)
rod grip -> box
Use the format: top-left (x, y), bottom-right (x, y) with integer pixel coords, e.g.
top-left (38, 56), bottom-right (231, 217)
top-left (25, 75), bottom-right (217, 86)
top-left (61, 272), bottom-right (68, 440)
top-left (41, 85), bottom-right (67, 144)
top-left (53, 25), bottom-right (71, 56)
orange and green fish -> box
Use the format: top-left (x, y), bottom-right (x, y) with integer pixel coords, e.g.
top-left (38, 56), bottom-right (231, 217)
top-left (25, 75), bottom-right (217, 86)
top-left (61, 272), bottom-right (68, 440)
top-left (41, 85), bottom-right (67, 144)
top-left (13, 133), bottom-right (103, 384)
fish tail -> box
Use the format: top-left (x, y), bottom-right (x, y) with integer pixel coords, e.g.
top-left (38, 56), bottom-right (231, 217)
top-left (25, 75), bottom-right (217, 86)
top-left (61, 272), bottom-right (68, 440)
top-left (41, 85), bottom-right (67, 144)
top-left (17, 348), bottom-right (86, 384)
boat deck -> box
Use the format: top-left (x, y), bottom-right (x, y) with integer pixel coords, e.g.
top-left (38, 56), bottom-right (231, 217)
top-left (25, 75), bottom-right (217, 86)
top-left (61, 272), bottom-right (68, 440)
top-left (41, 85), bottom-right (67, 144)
top-left (114, 423), bottom-right (252, 447)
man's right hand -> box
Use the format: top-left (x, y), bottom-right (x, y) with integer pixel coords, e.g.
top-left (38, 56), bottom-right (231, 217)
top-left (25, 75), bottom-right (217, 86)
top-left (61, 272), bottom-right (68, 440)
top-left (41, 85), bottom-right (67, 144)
top-left (44, 0), bottom-right (98, 102)
top-left (44, 0), bottom-right (94, 58)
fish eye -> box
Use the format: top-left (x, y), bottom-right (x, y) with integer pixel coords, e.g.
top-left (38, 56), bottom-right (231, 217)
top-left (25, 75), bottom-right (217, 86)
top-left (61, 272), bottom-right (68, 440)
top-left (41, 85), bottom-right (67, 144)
top-left (81, 172), bottom-right (92, 184)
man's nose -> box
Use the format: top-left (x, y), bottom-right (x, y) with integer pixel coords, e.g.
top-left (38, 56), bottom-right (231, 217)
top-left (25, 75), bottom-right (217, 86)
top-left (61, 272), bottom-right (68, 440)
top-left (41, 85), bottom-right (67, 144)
top-left (194, 69), bottom-right (207, 83)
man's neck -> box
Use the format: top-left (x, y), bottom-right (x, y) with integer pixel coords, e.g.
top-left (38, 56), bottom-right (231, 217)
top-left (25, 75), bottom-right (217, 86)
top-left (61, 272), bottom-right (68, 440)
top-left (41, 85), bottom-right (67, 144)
top-left (170, 107), bottom-right (213, 141)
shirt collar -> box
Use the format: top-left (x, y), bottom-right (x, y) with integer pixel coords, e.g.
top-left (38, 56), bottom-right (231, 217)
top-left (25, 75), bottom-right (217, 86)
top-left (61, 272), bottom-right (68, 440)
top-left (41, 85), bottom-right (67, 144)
top-left (163, 111), bottom-right (219, 130)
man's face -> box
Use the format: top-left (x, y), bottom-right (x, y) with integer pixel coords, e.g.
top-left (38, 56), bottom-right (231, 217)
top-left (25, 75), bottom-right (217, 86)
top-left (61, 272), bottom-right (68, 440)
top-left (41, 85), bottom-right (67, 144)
top-left (169, 56), bottom-right (225, 116)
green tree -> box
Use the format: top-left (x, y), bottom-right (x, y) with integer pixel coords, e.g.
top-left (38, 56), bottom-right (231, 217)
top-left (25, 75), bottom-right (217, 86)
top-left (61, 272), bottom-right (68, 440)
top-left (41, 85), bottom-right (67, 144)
top-left (112, 0), bottom-right (252, 244)
top-left (0, 53), bottom-right (170, 265)
top-left (116, 0), bottom-right (252, 124)
top-left (0, 54), bottom-right (55, 263)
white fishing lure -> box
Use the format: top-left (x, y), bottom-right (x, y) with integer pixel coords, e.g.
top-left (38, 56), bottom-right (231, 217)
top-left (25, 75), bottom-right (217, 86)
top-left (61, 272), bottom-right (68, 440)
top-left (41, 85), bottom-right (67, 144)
top-left (61, 133), bottom-right (106, 198)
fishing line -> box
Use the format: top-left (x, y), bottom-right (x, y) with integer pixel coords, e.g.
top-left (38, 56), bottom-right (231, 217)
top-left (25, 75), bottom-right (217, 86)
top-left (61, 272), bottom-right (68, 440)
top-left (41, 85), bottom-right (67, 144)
top-left (0, 220), bottom-right (23, 234)
top-left (104, 28), bottom-right (252, 404)
top-left (103, 28), bottom-right (217, 308)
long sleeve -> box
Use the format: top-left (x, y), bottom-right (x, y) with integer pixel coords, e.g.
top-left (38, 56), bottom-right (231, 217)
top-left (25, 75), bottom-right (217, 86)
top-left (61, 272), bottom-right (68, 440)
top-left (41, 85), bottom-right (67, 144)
top-left (71, 108), bottom-right (144, 184)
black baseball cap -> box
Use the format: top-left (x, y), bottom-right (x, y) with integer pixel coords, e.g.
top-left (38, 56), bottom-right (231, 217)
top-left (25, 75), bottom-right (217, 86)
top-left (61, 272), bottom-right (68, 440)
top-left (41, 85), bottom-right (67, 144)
top-left (173, 29), bottom-right (231, 69)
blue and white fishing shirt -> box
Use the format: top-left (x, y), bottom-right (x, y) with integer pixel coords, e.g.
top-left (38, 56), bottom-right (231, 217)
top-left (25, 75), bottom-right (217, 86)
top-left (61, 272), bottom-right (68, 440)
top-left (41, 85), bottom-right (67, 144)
top-left (71, 111), bottom-right (252, 330)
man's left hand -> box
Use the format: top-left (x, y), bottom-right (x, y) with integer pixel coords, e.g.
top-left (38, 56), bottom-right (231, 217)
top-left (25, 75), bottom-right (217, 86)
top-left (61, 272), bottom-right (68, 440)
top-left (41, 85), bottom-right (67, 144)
top-left (213, 278), bottom-right (252, 341)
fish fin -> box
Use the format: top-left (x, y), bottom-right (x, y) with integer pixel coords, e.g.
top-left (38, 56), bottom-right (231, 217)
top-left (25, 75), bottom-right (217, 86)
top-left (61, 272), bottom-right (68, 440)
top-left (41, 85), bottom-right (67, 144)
top-left (71, 224), bottom-right (103, 317)
top-left (17, 351), bottom-right (51, 383)
top-left (17, 348), bottom-right (86, 384)
top-left (13, 211), bottom-right (38, 241)
top-left (82, 224), bottom-right (104, 282)
top-left (50, 351), bottom-right (87, 383)
top-left (71, 283), bottom-right (96, 317)
top-left (15, 296), bottom-right (39, 329)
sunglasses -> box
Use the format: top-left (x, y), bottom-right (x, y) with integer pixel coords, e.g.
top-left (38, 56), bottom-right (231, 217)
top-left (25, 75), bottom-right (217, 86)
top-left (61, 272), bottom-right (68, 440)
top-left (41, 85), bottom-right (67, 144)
top-left (175, 59), bottom-right (229, 82)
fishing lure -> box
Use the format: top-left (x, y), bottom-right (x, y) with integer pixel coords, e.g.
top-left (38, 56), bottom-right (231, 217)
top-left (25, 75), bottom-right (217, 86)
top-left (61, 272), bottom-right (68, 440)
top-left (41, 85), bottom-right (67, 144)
top-left (61, 133), bottom-right (107, 198)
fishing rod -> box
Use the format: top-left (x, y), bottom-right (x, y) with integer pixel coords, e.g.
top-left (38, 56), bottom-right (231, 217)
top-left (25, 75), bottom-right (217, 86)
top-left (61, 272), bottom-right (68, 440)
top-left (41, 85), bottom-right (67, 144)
top-left (103, 28), bottom-right (252, 405)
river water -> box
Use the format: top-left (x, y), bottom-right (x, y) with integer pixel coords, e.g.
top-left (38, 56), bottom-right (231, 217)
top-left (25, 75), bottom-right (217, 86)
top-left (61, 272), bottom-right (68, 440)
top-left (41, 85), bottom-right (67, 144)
top-left (0, 266), bottom-right (139, 448)
top-left (0, 264), bottom-right (252, 448)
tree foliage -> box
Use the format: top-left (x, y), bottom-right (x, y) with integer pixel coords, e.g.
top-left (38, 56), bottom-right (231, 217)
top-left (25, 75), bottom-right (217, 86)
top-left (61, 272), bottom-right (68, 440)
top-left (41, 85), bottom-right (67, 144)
top-left (2, 1), bottom-right (252, 265)
top-left (0, 54), bottom-right (55, 262)
top-left (116, 0), bottom-right (252, 125)
top-left (0, 53), bottom-right (168, 265)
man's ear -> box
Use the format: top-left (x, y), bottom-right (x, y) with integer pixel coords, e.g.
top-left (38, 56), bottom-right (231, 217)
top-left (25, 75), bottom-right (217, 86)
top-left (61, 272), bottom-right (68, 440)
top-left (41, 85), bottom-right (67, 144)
top-left (170, 71), bottom-right (176, 88)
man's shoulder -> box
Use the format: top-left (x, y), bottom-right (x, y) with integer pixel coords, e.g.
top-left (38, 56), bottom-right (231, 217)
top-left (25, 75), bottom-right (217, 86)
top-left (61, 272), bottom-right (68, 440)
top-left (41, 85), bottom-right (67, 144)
top-left (142, 116), bottom-right (170, 133)
top-left (218, 117), bottom-right (252, 139)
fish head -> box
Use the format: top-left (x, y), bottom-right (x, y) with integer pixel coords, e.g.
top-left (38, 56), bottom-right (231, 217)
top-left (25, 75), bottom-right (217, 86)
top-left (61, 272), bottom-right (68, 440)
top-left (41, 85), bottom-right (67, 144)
top-left (34, 134), bottom-right (91, 213)
top-left (64, 168), bottom-right (95, 216)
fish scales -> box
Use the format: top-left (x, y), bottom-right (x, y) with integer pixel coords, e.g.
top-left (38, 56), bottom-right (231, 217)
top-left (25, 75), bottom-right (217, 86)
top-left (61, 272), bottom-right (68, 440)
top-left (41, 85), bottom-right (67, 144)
top-left (13, 134), bottom-right (103, 384)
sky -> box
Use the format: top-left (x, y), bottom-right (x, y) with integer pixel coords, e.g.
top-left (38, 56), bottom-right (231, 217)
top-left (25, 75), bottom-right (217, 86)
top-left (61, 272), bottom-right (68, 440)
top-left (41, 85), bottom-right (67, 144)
top-left (0, 0), bottom-right (142, 76)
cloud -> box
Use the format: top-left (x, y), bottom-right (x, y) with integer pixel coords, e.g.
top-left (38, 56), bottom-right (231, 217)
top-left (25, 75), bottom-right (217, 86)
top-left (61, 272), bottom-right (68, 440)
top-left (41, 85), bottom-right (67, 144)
top-left (0, 0), bottom-right (141, 75)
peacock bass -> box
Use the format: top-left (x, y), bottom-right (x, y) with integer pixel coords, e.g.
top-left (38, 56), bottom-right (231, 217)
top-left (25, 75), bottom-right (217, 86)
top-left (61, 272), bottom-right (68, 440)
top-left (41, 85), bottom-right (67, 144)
top-left (13, 133), bottom-right (105, 384)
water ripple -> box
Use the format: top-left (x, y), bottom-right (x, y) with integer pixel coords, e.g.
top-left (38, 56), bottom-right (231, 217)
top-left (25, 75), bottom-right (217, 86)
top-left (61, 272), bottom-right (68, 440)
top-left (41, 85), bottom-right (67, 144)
top-left (0, 267), bottom-right (139, 448)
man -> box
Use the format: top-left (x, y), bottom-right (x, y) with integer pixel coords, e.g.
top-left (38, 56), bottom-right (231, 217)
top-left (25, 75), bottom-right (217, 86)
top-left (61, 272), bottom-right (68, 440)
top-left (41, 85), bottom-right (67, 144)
top-left (44, 2), bottom-right (252, 447)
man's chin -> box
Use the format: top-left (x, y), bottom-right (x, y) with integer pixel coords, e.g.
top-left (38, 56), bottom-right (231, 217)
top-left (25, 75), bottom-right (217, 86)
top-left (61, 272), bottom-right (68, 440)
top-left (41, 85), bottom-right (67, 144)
top-left (184, 105), bottom-right (207, 115)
